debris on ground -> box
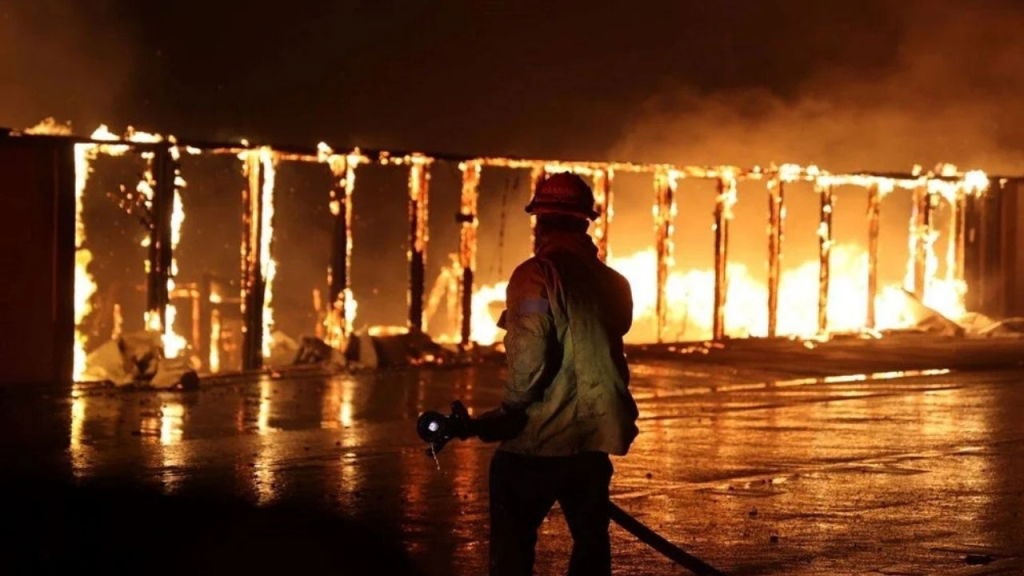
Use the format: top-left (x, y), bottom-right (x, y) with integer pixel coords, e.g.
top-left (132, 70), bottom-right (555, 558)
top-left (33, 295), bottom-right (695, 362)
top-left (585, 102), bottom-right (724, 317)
top-left (265, 330), bottom-right (300, 368)
top-left (977, 317), bottom-right (1024, 337)
top-left (82, 331), bottom-right (198, 389)
top-left (958, 312), bottom-right (998, 335)
top-left (896, 290), bottom-right (965, 337)
top-left (888, 296), bottom-right (1024, 339)
top-left (84, 332), bottom-right (160, 385)
top-left (344, 327), bottom-right (455, 369)
top-left (344, 328), bottom-right (380, 369)
top-left (293, 336), bottom-right (346, 368)
top-left (149, 357), bottom-right (200, 390)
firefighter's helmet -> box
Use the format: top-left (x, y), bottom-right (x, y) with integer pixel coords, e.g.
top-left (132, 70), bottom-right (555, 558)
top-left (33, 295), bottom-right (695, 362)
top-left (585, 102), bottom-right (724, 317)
top-left (525, 172), bottom-right (598, 220)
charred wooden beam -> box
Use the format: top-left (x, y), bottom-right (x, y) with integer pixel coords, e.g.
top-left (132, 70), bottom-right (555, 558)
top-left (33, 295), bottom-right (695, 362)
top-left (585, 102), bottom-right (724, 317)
top-left (911, 185), bottom-right (933, 300)
top-left (327, 164), bottom-right (349, 346)
top-left (458, 161), bottom-right (481, 347)
top-left (653, 169), bottom-right (676, 343)
top-left (866, 184), bottom-right (882, 329)
top-left (199, 274), bottom-right (212, 371)
top-left (971, 183), bottom-right (1007, 316)
top-left (529, 165), bottom-right (544, 251)
top-left (817, 182), bottom-right (833, 334)
top-left (325, 154), bottom-right (359, 347)
top-left (999, 181), bottom-right (1018, 316)
top-left (953, 189), bottom-right (967, 284)
top-left (241, 150), bottom-right (265, 371)
top-left (408, 156), bottom-right (431, 333)
top-left (767, 178), bottom-right (784, 337)
top-left (592, 168), bottom-right (613, 262)
top-left (963, 192), bottom-right (981, 312)
top-left (146, 145), bottom-right (176, 331)
top-left (963, 179), bottom-right (1005, 314)
top-left (713, 175), bottom-right (736, 341)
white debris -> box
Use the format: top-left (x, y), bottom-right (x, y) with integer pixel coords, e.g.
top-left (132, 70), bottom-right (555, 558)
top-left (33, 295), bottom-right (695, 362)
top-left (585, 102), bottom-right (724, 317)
top-left (82, 331), bottom-right (197, 388)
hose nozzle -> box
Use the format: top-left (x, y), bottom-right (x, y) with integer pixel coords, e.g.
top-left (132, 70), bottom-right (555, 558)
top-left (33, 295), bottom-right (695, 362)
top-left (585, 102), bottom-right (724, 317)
top-left (416, 400), bottom-right (471, 456)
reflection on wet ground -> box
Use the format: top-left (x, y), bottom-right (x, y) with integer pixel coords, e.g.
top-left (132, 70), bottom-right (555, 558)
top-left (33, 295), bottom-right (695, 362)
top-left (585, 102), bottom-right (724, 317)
top-left (24, 354), bottom-right (1024, 574)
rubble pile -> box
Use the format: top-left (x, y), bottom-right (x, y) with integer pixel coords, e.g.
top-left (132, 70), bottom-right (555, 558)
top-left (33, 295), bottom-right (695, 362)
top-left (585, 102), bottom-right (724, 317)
top-left (83, 331), bottom-right (198, 389)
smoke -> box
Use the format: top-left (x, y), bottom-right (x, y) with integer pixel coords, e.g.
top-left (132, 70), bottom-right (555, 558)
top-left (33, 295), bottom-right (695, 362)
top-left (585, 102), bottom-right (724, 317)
top-left (0, 1), bottom-right (135, 131)
top-left (614, 1), bottom-right (1024, 175)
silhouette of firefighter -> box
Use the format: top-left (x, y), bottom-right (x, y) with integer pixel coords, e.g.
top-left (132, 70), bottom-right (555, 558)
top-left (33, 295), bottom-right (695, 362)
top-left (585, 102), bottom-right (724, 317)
top-left (471, 171), bottom-right (639, 575)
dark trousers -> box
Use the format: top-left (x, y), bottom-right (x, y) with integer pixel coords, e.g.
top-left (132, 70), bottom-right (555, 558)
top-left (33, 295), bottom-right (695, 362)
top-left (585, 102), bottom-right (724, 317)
top-left (489, 450), bottom-right (613, 576)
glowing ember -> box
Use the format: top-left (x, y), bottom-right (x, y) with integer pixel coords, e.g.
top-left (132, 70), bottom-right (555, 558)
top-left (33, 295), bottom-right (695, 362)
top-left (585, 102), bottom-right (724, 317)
top-left (368, 325), bottom-right (409, 337)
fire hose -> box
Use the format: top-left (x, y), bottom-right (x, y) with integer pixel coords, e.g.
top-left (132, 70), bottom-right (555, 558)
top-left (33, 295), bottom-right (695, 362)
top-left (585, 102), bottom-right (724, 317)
top-left (417, 402), bottom-right (727, 576)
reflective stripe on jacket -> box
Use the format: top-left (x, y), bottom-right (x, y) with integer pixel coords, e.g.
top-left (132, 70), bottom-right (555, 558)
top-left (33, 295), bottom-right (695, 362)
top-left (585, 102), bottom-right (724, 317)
top-left (498, 230), bottom-right (638, 456)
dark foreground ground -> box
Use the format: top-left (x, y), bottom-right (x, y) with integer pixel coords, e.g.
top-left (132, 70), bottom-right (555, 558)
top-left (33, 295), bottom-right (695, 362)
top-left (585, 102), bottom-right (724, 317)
top-left (2, 336), bottom-right (1023, 575)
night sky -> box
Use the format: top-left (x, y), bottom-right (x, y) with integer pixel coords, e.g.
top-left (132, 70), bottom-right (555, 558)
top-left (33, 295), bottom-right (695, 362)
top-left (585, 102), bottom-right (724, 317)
top-left (7, 0), bottom-right (1022, 170)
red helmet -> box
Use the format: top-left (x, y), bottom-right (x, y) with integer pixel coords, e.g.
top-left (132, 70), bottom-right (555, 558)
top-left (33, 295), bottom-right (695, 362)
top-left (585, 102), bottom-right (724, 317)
top-left (525, 172), bottom-right (598, 220)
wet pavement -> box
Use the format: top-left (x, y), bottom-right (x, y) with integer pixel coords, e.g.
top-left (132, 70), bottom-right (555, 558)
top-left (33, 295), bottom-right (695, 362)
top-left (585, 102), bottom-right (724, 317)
top-left (3, 338), bottom-right (1024, 575)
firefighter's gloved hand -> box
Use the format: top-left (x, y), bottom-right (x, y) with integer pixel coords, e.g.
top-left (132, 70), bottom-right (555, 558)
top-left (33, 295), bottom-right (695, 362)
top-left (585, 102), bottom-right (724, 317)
top-left (447, 400), bottom-right (474, 440)
top-left (472, 404), bottom-right (528, 443)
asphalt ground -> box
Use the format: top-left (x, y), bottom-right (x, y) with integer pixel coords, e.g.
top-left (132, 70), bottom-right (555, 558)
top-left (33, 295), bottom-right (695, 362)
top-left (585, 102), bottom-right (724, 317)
top-left (2, 337), bottom-right (1023, 575)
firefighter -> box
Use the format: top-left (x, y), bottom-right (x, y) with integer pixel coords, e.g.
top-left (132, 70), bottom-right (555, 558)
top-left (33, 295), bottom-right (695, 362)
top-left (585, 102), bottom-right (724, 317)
top-left (480, 171), bottom-right (639, 576)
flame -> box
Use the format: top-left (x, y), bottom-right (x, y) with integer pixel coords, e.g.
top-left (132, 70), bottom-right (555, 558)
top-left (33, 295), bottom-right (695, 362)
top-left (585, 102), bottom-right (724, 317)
top-left (456, 168), bottom-right (990, 344)
top-left (469, 282), bottom-right (509, 346)
top-left (72, 143), bottom-right (98, 379)
top-left (463, 242), bottom-right (970, 344)
top-left (344, 288), bottom-right (358, 333)
top-left (70, 125), bottom-right (144, 378)
top-left (317, 145), bottom-right (362, 346)
top-left (162, 145), bottom-right (189, 358)
top-left (90, 125), bottom-right (130, 155)
top-left (259, 147), bottom-right (277, 358)
top-left (24, 117), bottom-right (72, 135)
top-left (124, 128), bottom-right (192, 360)
top-left (368, 325), bottom-right (409, 337)
top-left (67, 131), bottom-right (991, 367)
top-left (963, 170), bottom-right (989, 194)
top-left (76, 126), bottom-right (194, 374)
top-left (209, 309), bottom-right (221, 374)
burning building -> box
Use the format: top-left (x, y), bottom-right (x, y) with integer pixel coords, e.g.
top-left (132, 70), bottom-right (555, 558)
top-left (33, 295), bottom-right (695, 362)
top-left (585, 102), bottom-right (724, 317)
top-left (2, 122), bottom-right (1023, 386)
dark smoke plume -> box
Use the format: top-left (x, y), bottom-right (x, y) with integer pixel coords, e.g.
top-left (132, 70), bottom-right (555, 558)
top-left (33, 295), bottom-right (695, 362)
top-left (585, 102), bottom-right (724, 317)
top-left (614, 1), bottom-right (1024, 175)
top-left (0, 1), bottom-right (134, 131)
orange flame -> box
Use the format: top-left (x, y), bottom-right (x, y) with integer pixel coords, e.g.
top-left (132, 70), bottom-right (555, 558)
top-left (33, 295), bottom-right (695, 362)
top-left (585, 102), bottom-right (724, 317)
top-left (258, 147), bottom-right (278, 358)
top-left (72, 143), bottom-right (98, 379)
top-left (458, 168), bottom-right (990, 344)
